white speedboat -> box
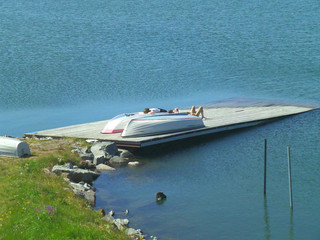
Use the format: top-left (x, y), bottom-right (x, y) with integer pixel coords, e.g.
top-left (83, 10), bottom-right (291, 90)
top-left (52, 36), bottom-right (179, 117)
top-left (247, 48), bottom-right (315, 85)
top-left (101, 112), bottom-right (205, 137)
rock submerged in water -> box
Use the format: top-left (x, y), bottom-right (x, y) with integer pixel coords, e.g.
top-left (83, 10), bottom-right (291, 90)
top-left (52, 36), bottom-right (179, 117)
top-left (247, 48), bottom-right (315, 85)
top-left (128, 161), bottom-right (140, 166)
top-left (156, 192), bottom-right (167, 201)
top-left (96, 163), bottom-right (116, 171)
top-left (109, 155), bottom-right (129, 165)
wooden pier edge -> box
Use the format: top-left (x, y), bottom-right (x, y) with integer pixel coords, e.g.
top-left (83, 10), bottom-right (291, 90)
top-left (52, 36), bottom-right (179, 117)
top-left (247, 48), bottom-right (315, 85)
top-left (24, 105), bottom-right (316, 148)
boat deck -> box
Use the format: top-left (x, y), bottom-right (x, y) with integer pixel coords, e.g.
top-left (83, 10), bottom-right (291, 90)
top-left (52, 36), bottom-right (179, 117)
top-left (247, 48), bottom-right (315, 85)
top-left (24, 105), bottom-right (315, 148)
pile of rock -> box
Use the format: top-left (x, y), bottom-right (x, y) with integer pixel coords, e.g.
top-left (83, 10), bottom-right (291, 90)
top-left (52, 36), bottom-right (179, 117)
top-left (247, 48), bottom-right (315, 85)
top-left (49, 140), bottom-right (148, 238)
top-left (50, 141), bottom-right (138, 206)
top-left (102, 210), bottom-right (145, 239)
top-left (51, 162), bottom-right (99, 206)
top-left (72, 141), bottom-right (137, 167)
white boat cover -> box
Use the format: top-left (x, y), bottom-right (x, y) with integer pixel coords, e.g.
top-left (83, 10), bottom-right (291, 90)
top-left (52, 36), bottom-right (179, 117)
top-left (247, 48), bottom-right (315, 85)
top-left (0, 137), bottom-right (31, 157)
top-left (121, 114), bottom-right (205, 137)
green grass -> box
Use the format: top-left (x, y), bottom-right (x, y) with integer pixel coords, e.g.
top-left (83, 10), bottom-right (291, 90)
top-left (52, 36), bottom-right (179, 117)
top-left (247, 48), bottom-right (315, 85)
top-left (0, 138), bottom-right (129, 240)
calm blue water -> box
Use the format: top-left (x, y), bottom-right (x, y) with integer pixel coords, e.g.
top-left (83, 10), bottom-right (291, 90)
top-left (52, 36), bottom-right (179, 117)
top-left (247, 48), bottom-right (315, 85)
top-left (1, 0), bottom-right (319, 239)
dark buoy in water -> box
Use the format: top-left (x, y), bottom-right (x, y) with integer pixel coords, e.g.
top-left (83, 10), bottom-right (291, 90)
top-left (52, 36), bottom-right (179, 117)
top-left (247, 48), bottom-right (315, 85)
top-left (156, 192), bottom-right (167, 202)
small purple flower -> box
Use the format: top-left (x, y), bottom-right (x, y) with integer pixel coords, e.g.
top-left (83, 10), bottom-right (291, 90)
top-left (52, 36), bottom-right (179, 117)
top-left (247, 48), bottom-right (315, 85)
top-left (36, 205), bottom-right (54, 215)
top-left (45, 205), bottom-right (54, 215)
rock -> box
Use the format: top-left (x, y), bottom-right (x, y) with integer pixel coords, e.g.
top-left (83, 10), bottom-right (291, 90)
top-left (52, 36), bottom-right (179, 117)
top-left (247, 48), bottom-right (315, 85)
top-left (125, 228), bottom-right (144, 238)
top-left (103, 214), bottom-right (115, 223)
top-left (69, 182), bottom-right (96, 206)
top-left (70, 181), bottom-right (94, 192)
top-left (113, 218), bottom-right (129, 230)
top-left (128, 161), bottom-right (140, 166)
top-left (125, 228), bottom-right (136, 236)
top-left (81, 146), bottom-right (91, 153)
top-left (79, 152), bottom-right (94, 161)
top-left (52, 164), bottom-right (100, 184)
top-left (91, 142), bottom-right (120, 165)
top-left (67, 169), bottom-right (100, 183)
top-left (156, 192), bottom-right (167, 201)
top-left (63, 162), bottom-right (74, 169)
top-left (109, 156), bottom-right (129, 165)
top-left (83, 190), bottom-right (96, 206)
top-left (91, 144), bottom-right (108, 165)
top-left (71, 148), bottom-right (81, 154)
top-left (93, 154), bottom-right (107, 165)
top-left (91, 142), bottom-right (118, 157)
top-left (125, 228), bottom-right (139, 236)
top-left (100, 142), bottom-right (118, 156)
top-left (79, 160), bottom-right (96, 170)
top-left (96, 164), bottom-right (116, 171)
top-left (52, 164), bottom-right (73, 175)
top-left (118, 149), bottom-right (134, 159)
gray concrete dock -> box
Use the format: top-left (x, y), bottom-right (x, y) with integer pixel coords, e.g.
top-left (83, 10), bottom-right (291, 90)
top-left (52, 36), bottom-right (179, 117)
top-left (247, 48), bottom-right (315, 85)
top-left (25, 105), bottom-right (315, 148)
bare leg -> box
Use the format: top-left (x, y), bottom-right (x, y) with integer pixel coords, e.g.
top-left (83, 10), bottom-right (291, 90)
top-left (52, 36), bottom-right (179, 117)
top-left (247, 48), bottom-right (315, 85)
top-left (195, 106), bottom-right (205, 118)
top-left (190, 106), bottom-right (196, 115)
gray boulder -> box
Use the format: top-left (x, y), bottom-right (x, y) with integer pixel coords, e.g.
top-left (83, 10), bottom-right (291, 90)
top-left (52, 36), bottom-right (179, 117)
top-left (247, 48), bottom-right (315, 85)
top-left (79, 160), bottom-right (96, 170)
top-left (91, 142), bottom-right (119, 165)
top-left (69, 181), bottom-right (96, 206)
top-left (93, 154), bottom-right (106, 165)
top-left (52, 163), bottom-right (74, 174)
top-left (81, 146), bottom-right (91, 153)
top-left (103, 214), bottom-right (115, 223)
top-left (71, 148), bottom-right (81, 154)
top-left (118, 149), bottom-right (134, 159)
top-left (91, 142), bottom-right (118, 158)
top-left (96, 164), bottom-right (116, 171)
top-left (125, 228), bottom-right (144, 237)
top-left (79, 152), bottom-right (94, 161)
top-left (114, 218), bottom-right (129, 230)
top-left (109, 156), bottom-right (129, 165)
top-left (67, 169), bottom-right (100, 183)
top-left (52, 164), bottom-right (100, 184)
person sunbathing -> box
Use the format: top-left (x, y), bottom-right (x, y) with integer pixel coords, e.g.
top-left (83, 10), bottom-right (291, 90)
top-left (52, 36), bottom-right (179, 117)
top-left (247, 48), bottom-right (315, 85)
top-left (143, 108), bottom-right (167, 114)
top-left (190, 106), bottom-right (205, 118)
top-left (168, 108), bottom-right (179, 113)
top-left (168, 106), bottom-right (205, 118)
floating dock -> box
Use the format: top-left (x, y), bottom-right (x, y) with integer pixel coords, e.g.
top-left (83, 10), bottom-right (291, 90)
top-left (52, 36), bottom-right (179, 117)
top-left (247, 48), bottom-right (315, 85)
top-left (25, 105), bottom-right (315, 148)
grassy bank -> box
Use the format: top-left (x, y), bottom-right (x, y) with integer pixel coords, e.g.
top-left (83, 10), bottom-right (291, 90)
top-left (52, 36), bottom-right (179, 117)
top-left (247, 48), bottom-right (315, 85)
top-left (0, 138), bottom-right (129, 240)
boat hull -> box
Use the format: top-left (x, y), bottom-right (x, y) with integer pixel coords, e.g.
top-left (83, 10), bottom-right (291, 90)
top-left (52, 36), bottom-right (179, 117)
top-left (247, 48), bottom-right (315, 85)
top-left (101, 112), bottom-right (173, 134)
top-left (121, 114), bottom-right (205, 137)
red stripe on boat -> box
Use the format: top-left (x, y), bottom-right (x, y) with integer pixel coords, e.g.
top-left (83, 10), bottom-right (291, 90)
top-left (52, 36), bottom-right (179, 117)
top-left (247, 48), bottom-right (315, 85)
top-left (101, 129), bottom-right (124, 134)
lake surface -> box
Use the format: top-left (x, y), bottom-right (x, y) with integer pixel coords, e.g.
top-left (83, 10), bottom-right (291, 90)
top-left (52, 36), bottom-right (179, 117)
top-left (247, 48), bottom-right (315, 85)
top-left (1, 0), bottom-right (319, 239)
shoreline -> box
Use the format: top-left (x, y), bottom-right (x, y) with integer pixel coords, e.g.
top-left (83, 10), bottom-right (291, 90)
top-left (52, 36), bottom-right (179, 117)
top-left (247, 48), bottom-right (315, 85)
top-left (0, 136), bottom-right (155, 239)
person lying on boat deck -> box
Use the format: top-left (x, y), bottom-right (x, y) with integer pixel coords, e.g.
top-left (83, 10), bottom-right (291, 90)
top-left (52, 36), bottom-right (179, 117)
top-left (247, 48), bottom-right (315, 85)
top-left (168, 108), bottom-right (179, 113)
top-left (189, 106), bottom-right (205, 118)
top-left (143, 108), bottom-right (167, 114)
